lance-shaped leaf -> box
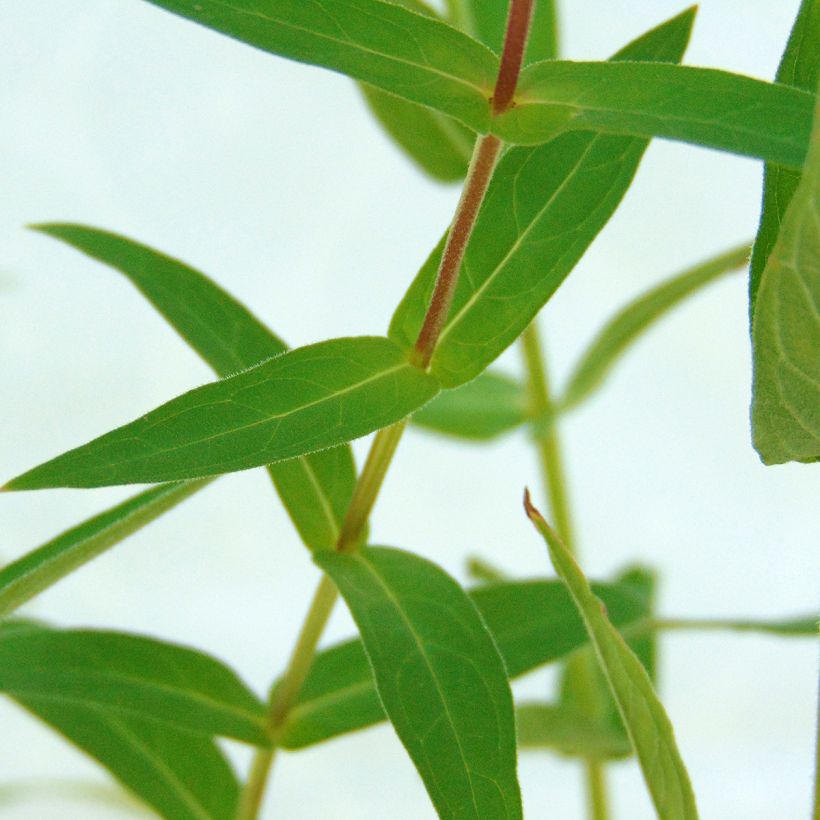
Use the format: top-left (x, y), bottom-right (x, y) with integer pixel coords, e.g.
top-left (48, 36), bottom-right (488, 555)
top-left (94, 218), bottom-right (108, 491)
top-left (412, 370), bottom-right (527, 440)
top-left (524, 493), bottom-right (699, 820)
top-left (17, 697), bottom-right (239, 820)
top-left (493, 61), bottom-right (814, 170)
top-left (316, 546), bottom-right (522, 819)
top-left (4, 336), bottom-right (440, 490)
top-left (0, 622), bottom-right (270, 745)
top-left (32, 224), bottom-right (356, 551)
top-left (750, 0), bottom-right (820, 312)
top-left (656, 615), bottom-right (818, 636)
top-left (516, 703), bottom-right (632, 759)
top-left (751, 91), bottom-right (820, 464)
top-left (390, 9), bottom-right (696, 387)
top-left (561, 243), bottom-right (750, 412)
top-left (142, 0), bottom-right (496, 133)
top-left (279, 576), bottom-right (650, 749)
top-left (0, 479), bottom-right (212, 618)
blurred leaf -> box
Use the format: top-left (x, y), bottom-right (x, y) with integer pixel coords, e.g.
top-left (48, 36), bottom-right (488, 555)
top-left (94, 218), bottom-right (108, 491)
top-left (316, 546), bottom-right (522, 819)
top-left (493, 61), bottom-right (813, 169)
top-left (0, 479), bottom-right (212, 618)
top-left (389, 9), bottom-right (696, 387)
top-left (525, 494), bottom-right (699, 819)
top-left (412, 370), bottom-right (527, 440)
top-left (751, 92), bottom-right (820, 464)
top-left (561, 244), bottom-right (750, 412)
top-left (361, 85), bottom-right (472, 182)
top-left (18, 700), bottom-right (239, 820)
top-left (516, 703), bottom-right (631, 758)
top-left (0, 621), bottom-right (269, 745)
top-left (33, 224), bottom-right (356, 551)
top-left (142, 0), bottom-right (496, 133)
top-left (278, 576), bottom-right (650, 748)
top-left (749, 0), bottom-right (820, 312)
top-left (658, 615), bottom-right (818, 637)
top-left (4, 336), bottom-right (439, 490)
top-left (465, 555), bottom-right (510, 583)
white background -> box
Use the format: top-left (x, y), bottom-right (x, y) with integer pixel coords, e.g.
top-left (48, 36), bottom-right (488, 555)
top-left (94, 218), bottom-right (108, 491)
top-left (0, 1), bottom-right (817, 818)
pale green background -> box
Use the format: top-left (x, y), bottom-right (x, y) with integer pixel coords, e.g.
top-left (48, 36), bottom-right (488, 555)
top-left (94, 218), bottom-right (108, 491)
top-left (0, 1), bottom-right (817, 818)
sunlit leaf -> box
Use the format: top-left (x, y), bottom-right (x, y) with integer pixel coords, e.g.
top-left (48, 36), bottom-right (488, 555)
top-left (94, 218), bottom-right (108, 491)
top-left (390, 9), bottom-right (696, 387)
top-left (751, 92), bottom-right (820, 464)
top-left (142, 0), bottom-right (496, 133)
top-left (278, 575), bottom-right (650, 749)
top-left (4, 336), bottom-right (439, 490)
top-left (32, 224), bottom-right (356, 550)
top-left (0, 479), bottom-right (212, 618)
top-left (412, 370), bottom-right (527, 440)
top-left (316, 546), bottom-right (523, 819)
top-left (0, 622), bottom-right (269, 745)
top-left (493, 61), bottom-right (813, 170)
top-left (749, 0), bottom-right (820, 312)
top-left (561, 244), bottom-right (750, 412)
top-left (525, 493), bottom-right (699, 819)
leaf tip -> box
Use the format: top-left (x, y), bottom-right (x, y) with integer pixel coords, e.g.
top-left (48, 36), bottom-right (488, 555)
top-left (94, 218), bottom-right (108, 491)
top-left (522, 487), bottom-right (542, 522)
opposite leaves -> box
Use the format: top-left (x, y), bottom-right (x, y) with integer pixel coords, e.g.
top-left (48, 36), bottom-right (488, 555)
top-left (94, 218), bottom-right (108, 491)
top-left (317, 546), bottom-right (522, 819)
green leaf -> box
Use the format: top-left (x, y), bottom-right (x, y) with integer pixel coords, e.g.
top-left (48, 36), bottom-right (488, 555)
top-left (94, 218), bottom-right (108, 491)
top-left (142, 0), bottom-right (496, 133)
top-left (412, 370), bottom-right (527, 440)
top-left (17, 699), bottom-right (239, 820)
top-left (561, 244), bottom-right (750, 412)
top-left (4, 336), bottom-right (439, 490)
top-left (0, 621), bottom-right (269, 745)
top-left (493, 61), bottom-right (814, 170)
top-left (361, 85), bottom-right (472, 182)
top-left (389, 9), bottom-right (697, 387)
top-left (278, 575), bottom-right (650, 749)
top-left (749, 0), bottom-right (820, 312)
top-left (32, 223), bottom-right (356, 550)
top-left (751, 92), bottom-right (820, 464)
top-left (0, 479), bottom-right (211, 618)
top-left (316, 546), bottom-right (522, 819)
top-left (525, 494), bottom-right (699, 820)
top-left (515, 702), bottom-right (631, 758)
top-left (659, 615), bottom-right (819, 637)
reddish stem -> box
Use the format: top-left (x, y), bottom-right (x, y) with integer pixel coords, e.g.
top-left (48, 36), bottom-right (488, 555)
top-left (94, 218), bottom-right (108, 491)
top-left (492, 0), bottom-right (535, 115)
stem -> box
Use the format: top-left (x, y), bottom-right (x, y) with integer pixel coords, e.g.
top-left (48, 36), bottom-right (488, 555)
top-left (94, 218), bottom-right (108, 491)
top-left (492, 0), bottom-right (536, 115)
top-left (412, 134), bottom-right (502, 367)
top-left (520, 320), bottom-right (611, 820)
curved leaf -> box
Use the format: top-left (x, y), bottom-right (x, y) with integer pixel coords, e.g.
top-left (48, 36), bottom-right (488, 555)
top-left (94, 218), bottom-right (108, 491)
top-left (750, 0), bottom-right (820, 312)
top-left (142, 0), bottom-right (496, 133)
top-left (751, 91), bottom-right (820, 464)
top-left (494, 61), bottom-right (814, 169)
top-left (412, 370), bottom-right (527, 440)
top-left (0, 622), bottom-right (269, 745)
top-left (279, 576), bottom-right (650, 749)
top-left (389, 9), bottom-right (696, 387)
top-left (561, 243), bottom-right (750, 412)
top-left (525, 494), bottom-right (699, 820)
top-left (0, 479), bottom-right (212, 618)
top-left (317, 546), bottom-right (522, 819)
top-left (4, 336), bottom-right (439, 490)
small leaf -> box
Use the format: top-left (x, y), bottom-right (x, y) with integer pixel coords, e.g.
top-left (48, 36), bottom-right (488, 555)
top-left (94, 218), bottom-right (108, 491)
top-left (493, 61), bottom-right (814, 170)
top-left (0, 621), bottom-right (269, 745)
top-left (17, 699), bottom-right (239, 820)
top-left (659, 615), bottom-right (819, 637)
top-left (0, 479), bottom-right (212, 618)
top-left (316, 546), bottom-right (522, 819)
top-left (361, 85), bottom-right (472, 182)
top-left (412, 370), bottom-right (527, 440)
top-left (278, 575), bottom-right (651, 749)
top-left (33, 224), bottom-right (356, 550)
top-left (524, 492), bottom-right (699, 819)
top-left (4, 336), bottom-right (439, 490)
top-left (389, 9), bottom-right (697, 387)
top-left (142, 0), bottom-right (496, 133)
top-left (561, 244), bottom-right (750, 412)
top-left (751, 91), bottom-right (820, 464)
top-left (749, 0), bottom-right (820, 312)
top-left (516, 702), bottom-right (631, 758)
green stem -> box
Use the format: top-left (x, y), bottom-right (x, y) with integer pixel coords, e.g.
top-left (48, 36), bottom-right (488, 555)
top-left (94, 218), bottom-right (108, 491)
top-left (520, 319), bottom-right (611, 820)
